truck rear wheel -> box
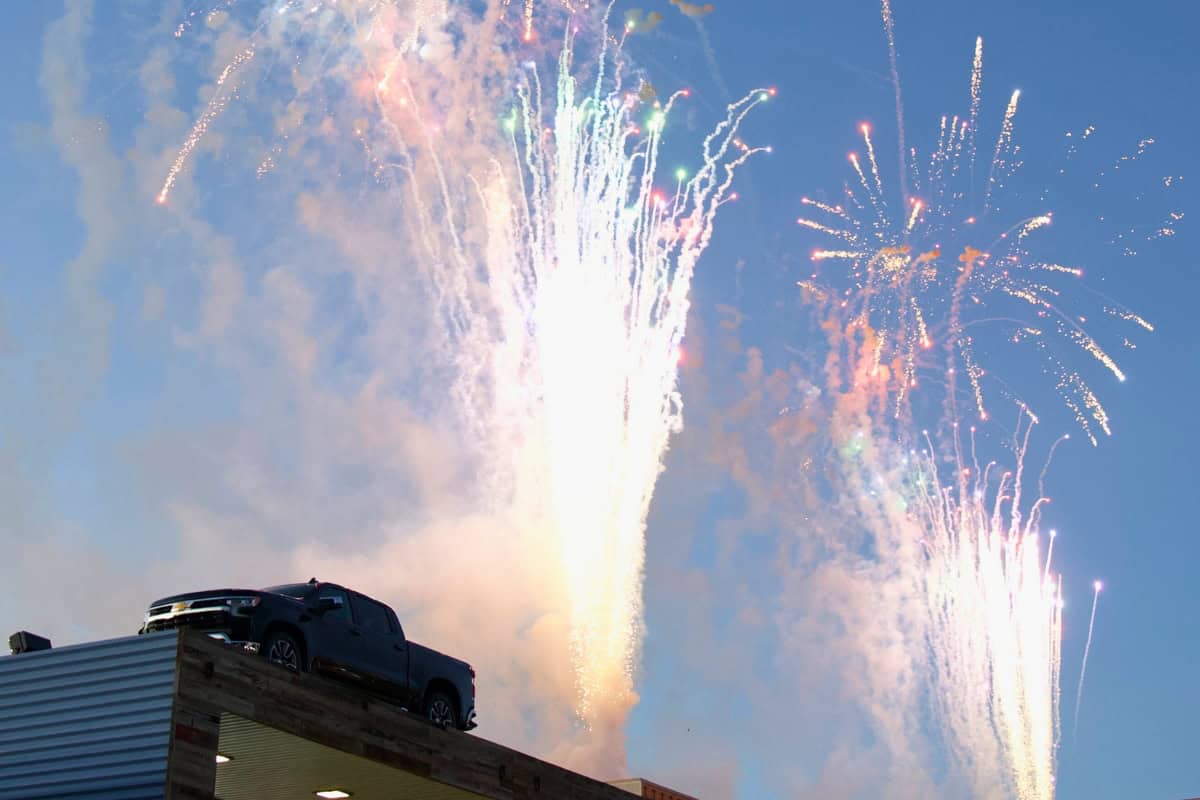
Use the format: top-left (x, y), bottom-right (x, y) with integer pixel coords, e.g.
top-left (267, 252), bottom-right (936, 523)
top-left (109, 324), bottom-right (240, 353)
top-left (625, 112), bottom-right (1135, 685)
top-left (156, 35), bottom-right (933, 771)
top-left (425, 689), bottom-right (457, 729)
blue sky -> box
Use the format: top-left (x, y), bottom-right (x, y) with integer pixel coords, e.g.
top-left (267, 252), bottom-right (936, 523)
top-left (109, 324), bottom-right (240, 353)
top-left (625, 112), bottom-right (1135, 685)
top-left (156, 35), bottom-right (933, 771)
top-left (1, 2), bottom-right (1196, 799)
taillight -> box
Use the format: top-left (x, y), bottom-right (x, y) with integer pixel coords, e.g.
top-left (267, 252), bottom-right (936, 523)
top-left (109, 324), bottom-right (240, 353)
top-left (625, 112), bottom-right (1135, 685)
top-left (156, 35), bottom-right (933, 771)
top-left (469, 667), bottom-right (476, 696)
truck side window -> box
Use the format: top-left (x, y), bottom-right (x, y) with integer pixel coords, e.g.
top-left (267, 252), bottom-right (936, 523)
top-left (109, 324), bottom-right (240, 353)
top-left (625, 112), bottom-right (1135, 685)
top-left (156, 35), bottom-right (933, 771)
top-left (352, 595), bottom-right (393, 636)
top-left (318, 587), bottom-right (352, 624)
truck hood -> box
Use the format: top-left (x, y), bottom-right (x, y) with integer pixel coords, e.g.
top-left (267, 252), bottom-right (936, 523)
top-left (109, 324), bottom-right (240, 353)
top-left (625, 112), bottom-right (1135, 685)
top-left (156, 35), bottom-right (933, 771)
top-left (146, 588), bottom-right (279, 608)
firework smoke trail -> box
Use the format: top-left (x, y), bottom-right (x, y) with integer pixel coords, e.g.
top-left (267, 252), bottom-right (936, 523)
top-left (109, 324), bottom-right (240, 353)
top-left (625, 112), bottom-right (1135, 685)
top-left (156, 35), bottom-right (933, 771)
top-left (1072, 580), bottom-right (1102, 738)
top-left (880, 0), bottom-right (907, 200)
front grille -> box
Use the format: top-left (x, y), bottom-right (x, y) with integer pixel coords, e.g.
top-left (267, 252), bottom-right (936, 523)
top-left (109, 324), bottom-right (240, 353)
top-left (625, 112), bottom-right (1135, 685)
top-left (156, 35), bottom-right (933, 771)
top-left (188, 598), bottom-right (233, 611)
top-left (144, 610), bottom-right (230, 633)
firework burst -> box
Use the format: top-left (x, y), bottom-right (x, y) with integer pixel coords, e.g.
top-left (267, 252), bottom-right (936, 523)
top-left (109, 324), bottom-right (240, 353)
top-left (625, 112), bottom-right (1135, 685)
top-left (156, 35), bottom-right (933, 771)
top-left (501, 41), bottom-right (769, 722)
top-left (373, 8), bottom-right (767, 737)
top-left (796, 37), bottom-right (1157, 445)
top-left (793, 11), bottom-right (1167, 797)
top-left (367, 13), bottom-right (769, 731)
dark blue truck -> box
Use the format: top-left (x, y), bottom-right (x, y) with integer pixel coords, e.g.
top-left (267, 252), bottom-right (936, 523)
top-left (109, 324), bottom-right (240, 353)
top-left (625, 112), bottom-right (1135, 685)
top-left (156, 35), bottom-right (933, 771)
top-left (138, 578), bottom-right (476, 730)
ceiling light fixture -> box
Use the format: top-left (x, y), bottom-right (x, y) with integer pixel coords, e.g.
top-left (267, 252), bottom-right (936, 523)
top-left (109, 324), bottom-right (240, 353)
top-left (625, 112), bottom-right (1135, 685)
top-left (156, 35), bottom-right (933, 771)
top-left (215, 754), bottom-right (231, 764)
top-left (314, 792), bottom-right (352, 799)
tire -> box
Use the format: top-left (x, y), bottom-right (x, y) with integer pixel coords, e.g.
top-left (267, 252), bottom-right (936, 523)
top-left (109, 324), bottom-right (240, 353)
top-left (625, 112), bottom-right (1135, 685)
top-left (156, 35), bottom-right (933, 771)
top-left (263, 629), bottom-right (305, 673)
top-left (425, 689), bottom-right (458, 729)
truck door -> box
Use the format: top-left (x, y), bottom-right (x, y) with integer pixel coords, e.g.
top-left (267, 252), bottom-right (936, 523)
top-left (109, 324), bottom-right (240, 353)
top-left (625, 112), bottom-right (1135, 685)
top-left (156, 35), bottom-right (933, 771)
top-left (309, 585), bottom-right (371, 680)
top-left (348, 593), bottom-right (410, 702)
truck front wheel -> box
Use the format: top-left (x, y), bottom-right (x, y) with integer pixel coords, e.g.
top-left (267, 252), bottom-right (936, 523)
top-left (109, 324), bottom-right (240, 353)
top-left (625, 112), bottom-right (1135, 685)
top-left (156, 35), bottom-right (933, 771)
top-left (425, 689), bottom-right (458, 729)
top-left (263, 629), bottom-right (304, 673)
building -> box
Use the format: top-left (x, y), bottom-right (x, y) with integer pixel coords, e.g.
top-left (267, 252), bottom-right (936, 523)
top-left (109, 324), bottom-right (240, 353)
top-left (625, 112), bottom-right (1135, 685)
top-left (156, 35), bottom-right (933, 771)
top-left (609, 778), bottom-right (699, 800)
top-left (0, 629), bottom-right (694, 799)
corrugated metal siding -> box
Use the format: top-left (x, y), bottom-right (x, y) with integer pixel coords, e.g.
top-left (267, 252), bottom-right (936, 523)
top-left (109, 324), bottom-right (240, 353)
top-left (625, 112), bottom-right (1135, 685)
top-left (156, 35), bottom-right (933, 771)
top-left (0, 632), bottom-right (178, 799)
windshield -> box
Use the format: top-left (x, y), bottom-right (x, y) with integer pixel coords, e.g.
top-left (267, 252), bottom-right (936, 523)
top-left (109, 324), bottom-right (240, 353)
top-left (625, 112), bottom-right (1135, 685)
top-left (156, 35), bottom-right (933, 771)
top-left (263, 583), bottom-right (311, 600)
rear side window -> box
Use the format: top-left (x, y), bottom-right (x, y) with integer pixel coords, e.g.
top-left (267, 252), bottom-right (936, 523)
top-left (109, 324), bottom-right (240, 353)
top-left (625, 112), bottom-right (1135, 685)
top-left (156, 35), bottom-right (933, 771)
top-left (352, 595), bottom-right (394, 635)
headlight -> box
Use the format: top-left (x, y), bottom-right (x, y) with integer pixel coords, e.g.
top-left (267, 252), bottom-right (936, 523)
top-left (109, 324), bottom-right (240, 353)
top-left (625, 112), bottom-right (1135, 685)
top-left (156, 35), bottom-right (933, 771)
top-left (228, 597), bottom-right (261, 613)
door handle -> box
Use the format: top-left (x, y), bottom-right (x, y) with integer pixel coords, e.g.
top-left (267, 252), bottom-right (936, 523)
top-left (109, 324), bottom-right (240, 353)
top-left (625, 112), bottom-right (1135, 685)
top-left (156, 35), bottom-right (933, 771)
top-left (350, 627), bottom-right (362, 636)
top-left (393, 643), bottom-right (404, 651)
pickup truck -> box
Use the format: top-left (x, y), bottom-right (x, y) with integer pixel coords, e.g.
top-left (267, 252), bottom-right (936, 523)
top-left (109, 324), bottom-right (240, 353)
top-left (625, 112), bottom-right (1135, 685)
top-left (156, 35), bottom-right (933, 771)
top-left (138, 578), bottom-right (476, 730)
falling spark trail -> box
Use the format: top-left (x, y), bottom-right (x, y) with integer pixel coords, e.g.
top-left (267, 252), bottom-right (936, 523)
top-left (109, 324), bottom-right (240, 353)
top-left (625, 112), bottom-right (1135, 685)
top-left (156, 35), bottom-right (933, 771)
top-left (157, 46), bottom-right (254, 205)
top-left (969, 36), bottom-right (983, 207)
top-left (905, 198), bottom-right (922, 232)
top-left (1073, 580), bottom-right (1102, 738)
top-left (503, 0), bottom-right (536, 41)
top-left (863, 124), bottom-right (885, 197)
top-left (985, 89), bottom-right (1021, 209)
top-left (909, 412), bottom-right (1063, 800)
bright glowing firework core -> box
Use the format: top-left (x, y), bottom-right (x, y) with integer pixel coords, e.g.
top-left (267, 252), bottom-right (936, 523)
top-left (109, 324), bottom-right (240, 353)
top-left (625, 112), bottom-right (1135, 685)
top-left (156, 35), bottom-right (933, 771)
top-left (365, 9), bottom-right (770, 729)
top-left (503, 36), bottom-right (771, 724)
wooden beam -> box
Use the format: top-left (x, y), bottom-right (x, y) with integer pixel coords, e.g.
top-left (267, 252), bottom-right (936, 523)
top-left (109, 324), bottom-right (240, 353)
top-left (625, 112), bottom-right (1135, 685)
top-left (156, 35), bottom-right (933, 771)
top-left (175, 630), bottom-right (632, 800)
top-left (166, 640), bottom-right (220, 799)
